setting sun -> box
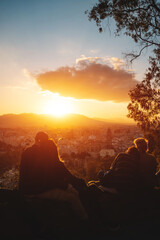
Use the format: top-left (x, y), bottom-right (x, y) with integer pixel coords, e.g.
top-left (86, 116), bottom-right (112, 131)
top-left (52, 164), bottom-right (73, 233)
top-left (43, 98), bottom-right (74, 117)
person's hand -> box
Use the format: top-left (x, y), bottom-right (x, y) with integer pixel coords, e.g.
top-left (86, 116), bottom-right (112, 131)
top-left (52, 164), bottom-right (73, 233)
top-left (72, 177), bottom-right (87, 191)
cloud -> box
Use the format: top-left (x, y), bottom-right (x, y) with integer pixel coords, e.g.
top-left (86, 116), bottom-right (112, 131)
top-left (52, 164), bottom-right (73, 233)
top-left (35, 57), bottom-right (138, 102)
top-left (107, 57), bottom-right (125, 70)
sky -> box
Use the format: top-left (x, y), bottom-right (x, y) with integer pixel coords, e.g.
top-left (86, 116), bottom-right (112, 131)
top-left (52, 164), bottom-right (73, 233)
top-left (0, 0), bottom-right (151, 123)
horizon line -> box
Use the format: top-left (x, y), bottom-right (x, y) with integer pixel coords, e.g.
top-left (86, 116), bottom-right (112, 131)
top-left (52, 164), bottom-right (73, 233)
top-left (0, 112), bottom-right (136, 125)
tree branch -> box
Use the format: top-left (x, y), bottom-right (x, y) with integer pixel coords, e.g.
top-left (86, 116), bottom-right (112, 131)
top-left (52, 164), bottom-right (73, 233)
top-left (151, 0), bottom-right (160, 13)
top-left (124, 43), bottom-right (153, 63)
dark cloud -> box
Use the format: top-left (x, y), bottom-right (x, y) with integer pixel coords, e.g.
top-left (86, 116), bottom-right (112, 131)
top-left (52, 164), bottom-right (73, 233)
top-left (35, 60), bottom-right (138, 102)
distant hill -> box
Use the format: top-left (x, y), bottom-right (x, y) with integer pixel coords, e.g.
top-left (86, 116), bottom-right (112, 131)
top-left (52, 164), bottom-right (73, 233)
top-left (0, 113), bottom-right (107, 129)
top-left (94, 117), bottom-right (136, 126)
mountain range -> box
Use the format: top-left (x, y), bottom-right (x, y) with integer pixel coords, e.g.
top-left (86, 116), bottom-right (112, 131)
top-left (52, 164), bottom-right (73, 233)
top-left (0, 113), bottom-right (108, 129)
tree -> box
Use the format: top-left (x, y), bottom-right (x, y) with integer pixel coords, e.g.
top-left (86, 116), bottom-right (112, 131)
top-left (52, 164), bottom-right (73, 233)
top-left (128, 56), bottom-right (160, 157)
top-left (127, 56), bottom-right (160, 132)
top-left (86, 0), bottom-right (160, 155)
top-left (86, 0), bottom-right (160, 62)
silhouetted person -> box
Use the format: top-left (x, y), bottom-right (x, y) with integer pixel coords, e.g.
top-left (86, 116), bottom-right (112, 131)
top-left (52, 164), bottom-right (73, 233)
top-left (134, 137), bottom-right (157, 190)
top-left (19, 131), bottom-right (88, 220)
top-left (19, 131), bottom-right (86, 195)
top-left (99, 146), bottom-right (140, 192)
top-left (155, 169), bottom-right (160, 188)
top-left (19, 132), bottom-right (43, 195)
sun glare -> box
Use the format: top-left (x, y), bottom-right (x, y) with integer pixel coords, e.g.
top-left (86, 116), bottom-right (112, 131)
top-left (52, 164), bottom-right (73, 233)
top-left (44, 99), bottom-right (74, 117)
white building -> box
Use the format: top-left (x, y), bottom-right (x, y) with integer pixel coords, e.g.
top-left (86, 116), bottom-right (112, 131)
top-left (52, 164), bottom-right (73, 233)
top-left (99, 148), bottom-right (115, 158)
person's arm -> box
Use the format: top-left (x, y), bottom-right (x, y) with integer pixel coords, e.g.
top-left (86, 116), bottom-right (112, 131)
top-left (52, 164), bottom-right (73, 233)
top-left (57, 161), bottom-right (87, 190)
top-left (57, 160), bottom-right (74, 180)
top-left (151, 156), bottom-right (158, 186)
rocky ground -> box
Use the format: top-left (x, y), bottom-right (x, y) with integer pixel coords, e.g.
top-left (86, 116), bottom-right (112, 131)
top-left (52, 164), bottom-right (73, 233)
top-left (0, 189), bottom-right (160, 240)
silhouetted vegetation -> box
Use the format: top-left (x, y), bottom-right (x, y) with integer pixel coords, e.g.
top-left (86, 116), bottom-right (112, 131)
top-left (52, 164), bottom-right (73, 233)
top-left (86, 0), bottom-right (160, 62)
top-left (86, 0), bottom-right (160, 160)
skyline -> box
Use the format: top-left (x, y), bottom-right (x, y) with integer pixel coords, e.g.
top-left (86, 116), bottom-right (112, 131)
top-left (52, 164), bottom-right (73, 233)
top-left (0, 0), bottom-right (151, 123)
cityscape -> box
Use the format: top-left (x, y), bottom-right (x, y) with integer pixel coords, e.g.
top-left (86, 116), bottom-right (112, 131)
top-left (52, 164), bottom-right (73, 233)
top-left (0, 123), bottom-right (143, 189)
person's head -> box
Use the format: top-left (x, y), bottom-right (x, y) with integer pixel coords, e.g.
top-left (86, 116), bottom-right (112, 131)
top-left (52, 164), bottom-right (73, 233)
top-left (126, 146), bottom-right (140, 159)
top-left (35, 131), bottom-right (49, 145)
top-left (134, 138), bottom-right (148, 153)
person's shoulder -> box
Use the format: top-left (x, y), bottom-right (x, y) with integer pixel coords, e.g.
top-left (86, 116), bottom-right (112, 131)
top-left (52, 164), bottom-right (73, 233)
top-left (22, 144), bottom-right (37, 156)
top-left (146, 152), bottom-right (156, 160)
top-left (112, 153), bottom-right (130, 167)
top-left (42, 140), bottom-right (58, 154)
top-left (48, 139), bottom-right (56, 146)
top-left (116, 152), bottom-right (130, 160)
top-left (116, 152), bottom-right (126, 157)
top-left (145, 152), bottom-right (157, 164)
top-left (47, 139), bottom-right (57, 149)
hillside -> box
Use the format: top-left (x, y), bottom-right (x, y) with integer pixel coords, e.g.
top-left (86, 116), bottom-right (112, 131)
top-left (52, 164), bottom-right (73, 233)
top-left (0, 188), bottom-right (160, 239)
top-left (0, 113), bottom-right (107, 129)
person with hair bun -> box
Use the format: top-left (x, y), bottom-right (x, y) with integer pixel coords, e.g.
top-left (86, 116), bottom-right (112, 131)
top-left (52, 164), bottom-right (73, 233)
top-left (19, 131), bottom-right (88, 220)
top-left (134, 137), bottom-right (157, 190)
top-left (19, 131), bottom-right (86, 194)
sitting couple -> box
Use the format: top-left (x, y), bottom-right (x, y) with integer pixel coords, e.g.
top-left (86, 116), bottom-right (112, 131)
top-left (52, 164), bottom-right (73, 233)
top-left (19, 132), bottom-right (157, 221)
top-left (91, 138), bottom-right (157, 193)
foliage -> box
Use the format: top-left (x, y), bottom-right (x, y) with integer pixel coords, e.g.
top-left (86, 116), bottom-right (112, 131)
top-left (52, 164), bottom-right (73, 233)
top-left (86, 0), bottom-right (160, 156)
top-left (86, 0), bottom-right (160, 62)
top-left (127, 58), bottom-right (160, 156)
top-left (127, 57), bottom-right (160, 132)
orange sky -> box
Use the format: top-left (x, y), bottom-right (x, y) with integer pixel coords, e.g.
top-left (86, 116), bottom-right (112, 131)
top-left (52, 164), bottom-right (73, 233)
top-left (0, 56), bottom-right (138, 123)
top-left (0, 0), bottom-right (149, 124)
